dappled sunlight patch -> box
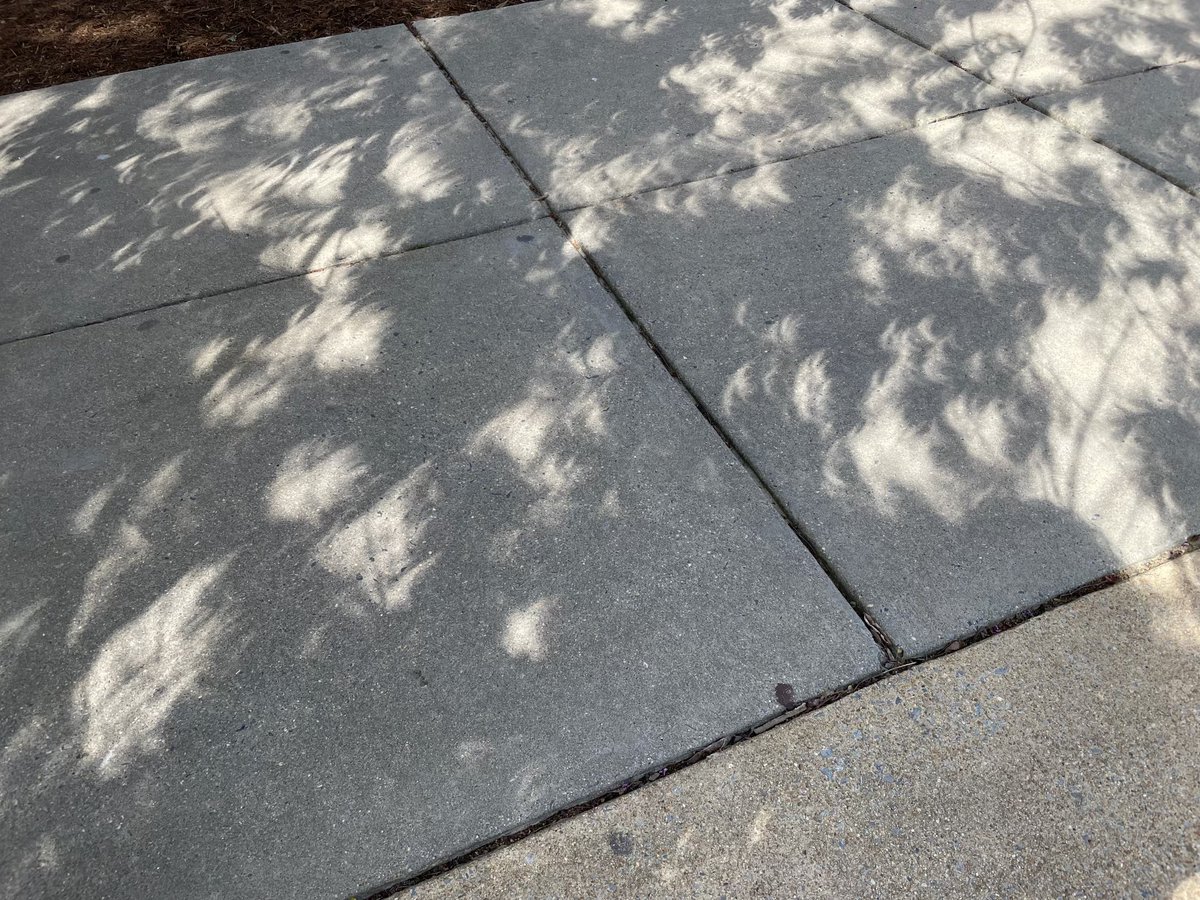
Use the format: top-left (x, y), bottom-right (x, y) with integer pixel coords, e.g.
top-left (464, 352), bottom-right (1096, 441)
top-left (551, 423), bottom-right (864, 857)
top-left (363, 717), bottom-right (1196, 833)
top-left (472, 394), bottom-right (585, 499)
top-left (1018, 286), bottom-right (1197, 555)
top-left (259, 220), bottom-right (393, 272)
top-left (268, 440), bottom-right (366, 526)
top-left (317, 463), bottom-right (441, 612)
top-left (381, 122), bottom-right (460, 205)
top-left (853, 168), bottom-right (1010, 294)
top-left (137, 82), bottom-right (240, 152)
top-left (721, 363), bottom-right (755, 416)
top-left (791, 351), bottom-right (835, 437)
top-left (0, 602), bottom-right (46, 666)
top-left (478, 0), bottom-right (1004, 205)
top-left (73, 557), bottom-right (234, 778)
top-left (854, 0), bottom-right (1200, 94)
top-left (0, 92), bottom-right (62, 179)
top-left (455, 738), bottom-right (494, 767)
top-left (189, 336), bottom-right (233, 376)
top-left (1173, 873), bottom-right (1200, 900)
top-left (832, 397), bottom-right (983, 525)
top-left (200, 140), bottom-right (360, 224)
top-left (753, 103), bottom-right (1200, 560)
top-left (67, 456), bottom-right (193, 643)
top-left (502, 597), bottom-right (555, 662)
top-left (131, 455), bottom-right (185, 519)
top-left (468, 325), bottom-right (617, 524)
top-left (562, 0), bottom-right (677, 39)
top-left (69, 522), bottom-right (151, 645)
top-left (728, 163), bottom-right (792, 209)
top-left (202, 270), bottom-right (391, 427)
top-left (664, 2), bottom-right (862, 147)
top-left (70, 480), bottom-right (122, 534)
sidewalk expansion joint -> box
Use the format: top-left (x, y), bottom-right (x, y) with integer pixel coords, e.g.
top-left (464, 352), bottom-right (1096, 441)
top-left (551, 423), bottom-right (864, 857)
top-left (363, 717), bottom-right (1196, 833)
top-left (353, 531), bottom-right (1200, 900)
top-left (0, 215), bottom-right (550, 350)
top-left (830, 0), bottom-right (1200, 199)
top-left (551, 100), bottom-right (1018, 216)
top-left (409, 20), bottom-right (903, 666)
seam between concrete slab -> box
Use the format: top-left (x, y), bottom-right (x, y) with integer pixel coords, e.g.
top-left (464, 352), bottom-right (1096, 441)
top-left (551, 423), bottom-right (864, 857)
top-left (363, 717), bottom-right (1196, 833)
top-left (831, 0), bottom-right (1200, 199)
top-left (1024, 94), bottom-right (1199, 197)
top-left (835, 0), bottom-right (1199, 99)
top-left (0, 214), bottom-right (550, 350)
top-left (1028, 57), bottom-right (1197, 93)
top-left (407, 20), bottom-right (903, 666)
top-left (355, 531), bottom-right (1200, 900)
top-left (551, 101), bottom-right (1018, 216)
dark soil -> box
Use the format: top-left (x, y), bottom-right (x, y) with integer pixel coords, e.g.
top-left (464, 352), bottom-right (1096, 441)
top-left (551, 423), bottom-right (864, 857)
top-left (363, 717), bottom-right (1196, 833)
top-left (0, 0), bottom-right (529, 96)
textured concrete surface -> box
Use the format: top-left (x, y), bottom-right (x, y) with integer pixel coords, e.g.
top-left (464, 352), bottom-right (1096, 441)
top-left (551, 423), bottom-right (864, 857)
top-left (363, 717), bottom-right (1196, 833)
top-left (412, 551), bottom-right (1200, 899)
top-left (569, 103), bottom-right (1200, 654)
top-left (1034, 61), bottom-right (1200, 192)
top-left (0, 26), bottom-right (539, 342)
top-left (848, 0), bottom-right (1200, 95)
top-left (5, 1), bottom-right (1200, 896)
top-left (418, 0), bottom-right (1006, 208)
top-left (0, 221), bottom-right (881, 898)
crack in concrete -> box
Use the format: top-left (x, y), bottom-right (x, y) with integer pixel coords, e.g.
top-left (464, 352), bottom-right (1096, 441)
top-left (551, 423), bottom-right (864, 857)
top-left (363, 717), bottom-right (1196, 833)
top-left (354, 531), bottom-right (1200, 900)
top-left (407, 21), bottom-right (904, 665)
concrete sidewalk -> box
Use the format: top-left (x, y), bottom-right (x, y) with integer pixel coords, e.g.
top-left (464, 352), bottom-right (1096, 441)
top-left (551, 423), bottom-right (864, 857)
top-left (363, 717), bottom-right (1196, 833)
top-left (413, 551), bottom-right (1200, 899)
top-left (2, 0), bottom-right (1200, 896)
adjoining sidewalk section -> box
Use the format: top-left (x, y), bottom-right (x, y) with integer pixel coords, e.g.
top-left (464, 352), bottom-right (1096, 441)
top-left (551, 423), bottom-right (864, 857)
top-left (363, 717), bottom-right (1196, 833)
top-left (2, 0), bottom-right (1200, 896)
top-left (413, 552), bottom-right (1200, 899)
top-left (0, 27), bottom-right (540, 341)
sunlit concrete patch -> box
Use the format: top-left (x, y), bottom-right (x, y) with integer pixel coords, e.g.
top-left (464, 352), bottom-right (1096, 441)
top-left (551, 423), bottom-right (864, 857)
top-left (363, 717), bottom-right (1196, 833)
top-left (0, 26), bottom-right (540, 341)
top-left (848, 0), bottom-right (1200, 95)
top-left (413, 551), bottom-right (1200, 899)
top-left (74, 557), bottom-right (235, 778)
top-left (501, 596), bottom-right (555, 661)
top-left (0, 220), bottom-right (878, 897)
top-left (569, 103), bottom-right (1200, 653)
top-left (1032, 60), bottom-right (1200, 193)
top-left (418, 0), bottom-right (1007, 207)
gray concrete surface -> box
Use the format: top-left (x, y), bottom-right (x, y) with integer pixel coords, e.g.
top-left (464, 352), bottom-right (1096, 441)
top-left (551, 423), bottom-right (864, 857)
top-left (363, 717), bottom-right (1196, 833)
top-left (5, 0), bottom-right (1200, 896)
top-left (569, 103), bottom-right (1200, 654)
top-left (0, 221), bottom-right (881, 898)
top-left (848, 0), bottom-right (1200, 95)
top-left (412, 550), bottom-right (1200, 899)
top-left (0, 26), bottom-right (539, 342)
top-left (417, 0), bottom-right (1006, 208)
top-left (1033, 61), bottom-right (1200, 193)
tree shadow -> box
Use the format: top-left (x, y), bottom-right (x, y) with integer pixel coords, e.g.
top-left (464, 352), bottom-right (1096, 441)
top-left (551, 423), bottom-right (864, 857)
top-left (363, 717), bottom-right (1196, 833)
top-left (418, 0), bottom-right (1007, 206)
top-left (0, 26), bottom-right (537, 340)
top-left (3, 0), bottom-right (1200, 896)
top-left (848, 0), bottom-right (1200, 94)
top-left (571, 101), bottom-right (1200, 650)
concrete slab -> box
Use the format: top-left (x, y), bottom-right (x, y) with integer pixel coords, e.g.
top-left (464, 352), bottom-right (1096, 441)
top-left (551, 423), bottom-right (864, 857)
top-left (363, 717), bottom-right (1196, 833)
top-left (417, 0), bottom-right (1006, 208)
top-left (1032, 61), bottom-right (1200, 193)
top-left (848, 0), bottom-right (1200, 95)
top-left (413, 550), bottom-right (1200, 898)
top-left (0, 221), bottom-right (881, 898)
top-left (568, 103), bottom-right (1200, 654)
top-left (0, 26), bottom-right (539, 343)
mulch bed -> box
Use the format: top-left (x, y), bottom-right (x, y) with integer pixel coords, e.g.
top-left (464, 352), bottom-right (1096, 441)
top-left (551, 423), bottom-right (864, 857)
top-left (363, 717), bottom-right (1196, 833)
top-left (0, 0), bottom-right (529, 96)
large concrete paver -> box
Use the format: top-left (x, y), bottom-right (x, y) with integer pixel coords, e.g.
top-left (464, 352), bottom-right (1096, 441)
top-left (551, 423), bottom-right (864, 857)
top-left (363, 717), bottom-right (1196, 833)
top-left (0, 221), bottom-right (881, 898)
top-left (848, 0), bottom-right (1200, 96)
top-left (0, 26), bottom-right (539, 342)
top-left (1033, 61), bottom-right (1200, 193)
top-left (568, 103), bottom-right (1200, 654)
top-left (417, 0), bottom-right (1006, 208)
top-left (413, 550), bottom-right (1200, 899)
